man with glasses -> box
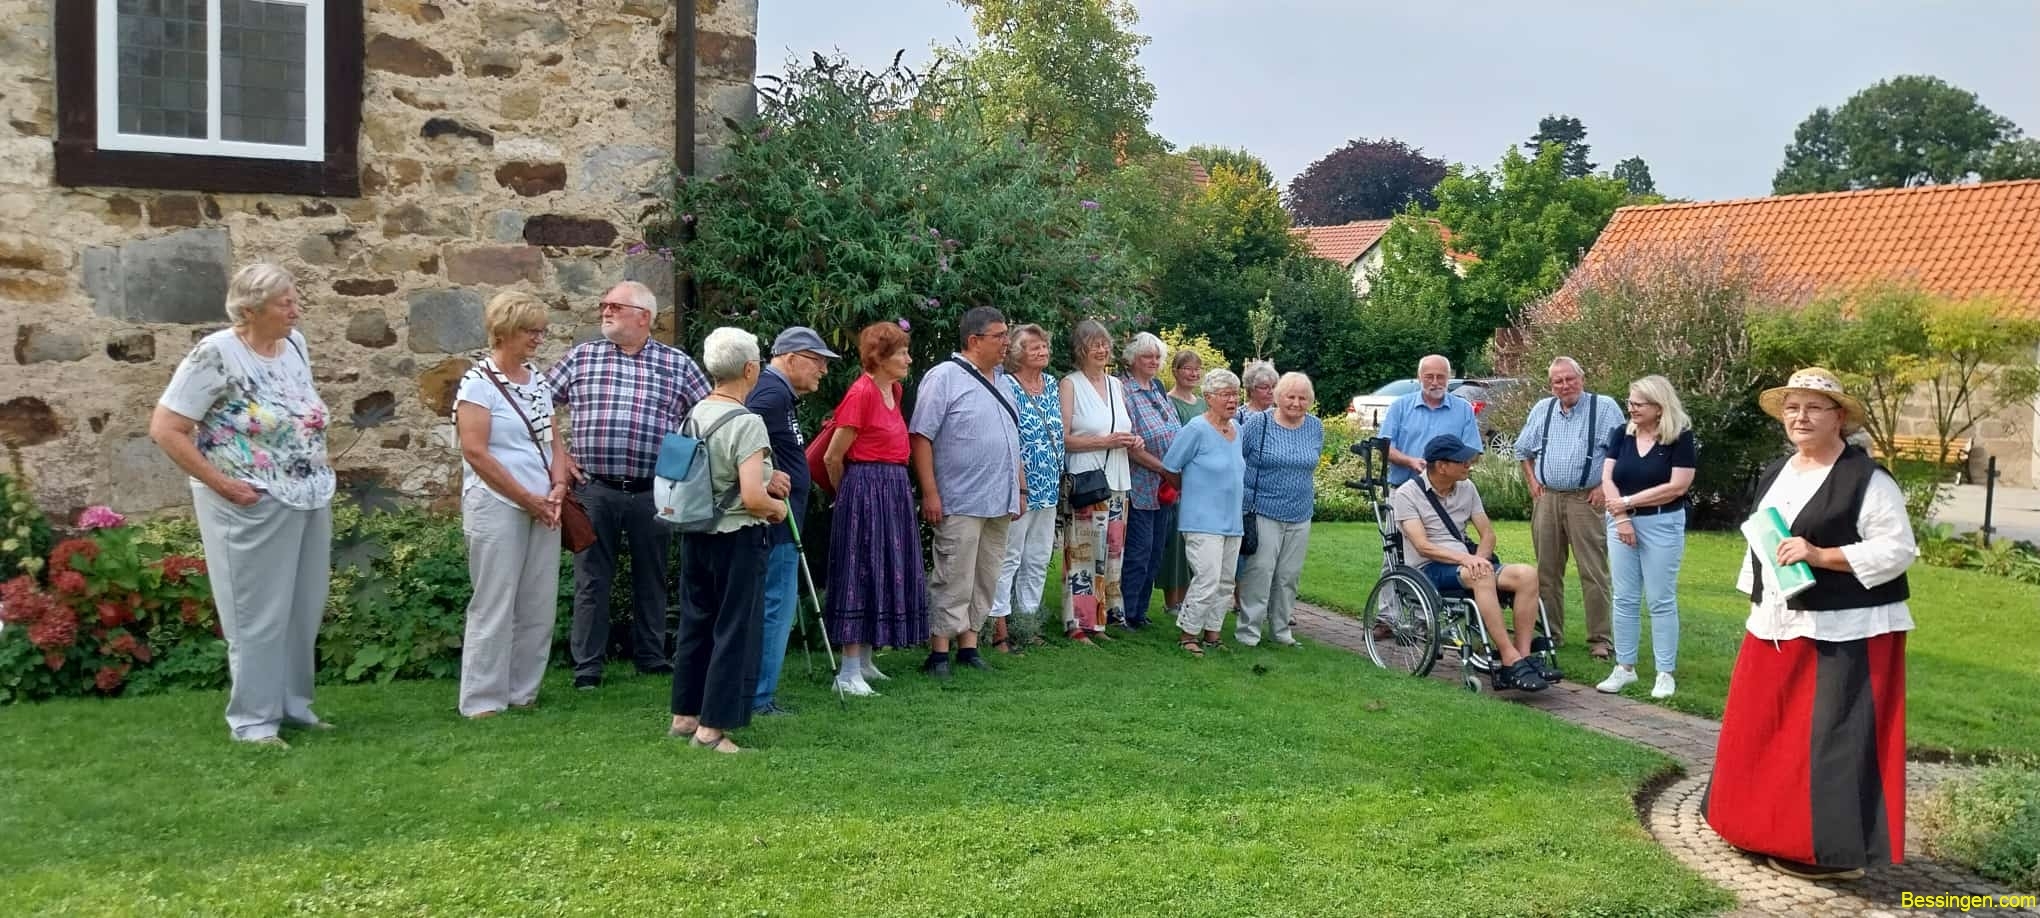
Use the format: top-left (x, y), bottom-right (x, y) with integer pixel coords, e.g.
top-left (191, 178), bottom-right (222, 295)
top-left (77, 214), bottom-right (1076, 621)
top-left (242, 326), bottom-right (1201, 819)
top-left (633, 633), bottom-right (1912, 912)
top-left (544, 281), bottom-right (710, 689)
top-left (909, 306), bottom-right (1024, 678)
top-left (745, 327), bottom-right (837, 716)
top-left (1513, 356), bottom-right (1624, 658)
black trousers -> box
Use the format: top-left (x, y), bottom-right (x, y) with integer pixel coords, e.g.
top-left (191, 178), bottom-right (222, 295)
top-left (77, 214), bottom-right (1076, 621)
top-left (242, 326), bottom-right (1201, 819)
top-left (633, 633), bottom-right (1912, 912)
top-left (670, 525), bottom-right (769, 730)
top-left (571, 481), bottom-right (671, 675)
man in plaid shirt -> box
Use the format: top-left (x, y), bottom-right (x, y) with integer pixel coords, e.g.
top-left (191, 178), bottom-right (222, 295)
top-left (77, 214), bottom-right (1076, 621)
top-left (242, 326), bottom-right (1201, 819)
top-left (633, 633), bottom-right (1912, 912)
top-left (545, 281), bottom-right (709, 689)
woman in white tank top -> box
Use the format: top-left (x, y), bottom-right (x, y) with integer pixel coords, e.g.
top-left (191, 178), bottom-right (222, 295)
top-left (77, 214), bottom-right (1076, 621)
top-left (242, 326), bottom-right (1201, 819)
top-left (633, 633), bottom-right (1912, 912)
top-left (1057, 320), bottom-right (1138, 642)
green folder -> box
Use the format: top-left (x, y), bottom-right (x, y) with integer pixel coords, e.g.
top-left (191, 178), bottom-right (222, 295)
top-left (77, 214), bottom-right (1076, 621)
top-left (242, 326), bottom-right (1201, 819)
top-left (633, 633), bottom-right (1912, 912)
top-left (1741, 506), bottom-right (1816, 599)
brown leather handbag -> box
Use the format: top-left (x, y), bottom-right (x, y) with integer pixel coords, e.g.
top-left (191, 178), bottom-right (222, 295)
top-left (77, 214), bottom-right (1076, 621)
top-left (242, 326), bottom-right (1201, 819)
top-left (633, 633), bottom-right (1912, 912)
top-left (481, 363), bottom-right (596, 553)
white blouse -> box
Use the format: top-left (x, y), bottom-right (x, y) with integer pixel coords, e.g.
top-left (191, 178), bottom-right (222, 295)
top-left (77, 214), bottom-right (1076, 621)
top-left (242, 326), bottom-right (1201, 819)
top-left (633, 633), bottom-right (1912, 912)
top-left (1735, 459), bottom-right (1917, 642)
top-left (1062, 371), bottom-right (1133, 492)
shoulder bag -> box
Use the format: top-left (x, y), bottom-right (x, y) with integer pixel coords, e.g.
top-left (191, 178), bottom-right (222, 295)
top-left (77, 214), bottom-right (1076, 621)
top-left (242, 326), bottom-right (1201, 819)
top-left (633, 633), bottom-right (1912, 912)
top-left (1240, 408), bottom-right (1272, 556)
top-left (481, 362), bottom-right (596, 553)
top-left (1063, 376), bottom-right (1119, 508)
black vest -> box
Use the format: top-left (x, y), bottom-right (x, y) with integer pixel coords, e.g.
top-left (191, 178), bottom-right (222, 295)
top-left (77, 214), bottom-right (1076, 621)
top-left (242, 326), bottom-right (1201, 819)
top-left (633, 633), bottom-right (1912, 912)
top-left (1748, 446), bottom-right (1909, 610)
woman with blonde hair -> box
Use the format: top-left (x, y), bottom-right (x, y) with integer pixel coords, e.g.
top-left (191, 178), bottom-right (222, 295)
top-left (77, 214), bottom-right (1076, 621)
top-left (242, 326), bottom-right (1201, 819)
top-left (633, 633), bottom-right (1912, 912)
top-left (1595, 374), bottom-right (1696, 699)
top-left (453, 291), bottom-right (570, 719)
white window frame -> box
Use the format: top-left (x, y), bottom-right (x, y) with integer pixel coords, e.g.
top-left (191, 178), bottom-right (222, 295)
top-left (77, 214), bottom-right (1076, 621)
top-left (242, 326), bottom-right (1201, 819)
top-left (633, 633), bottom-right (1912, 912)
top-left (93, 0), bottom-right (325, 162)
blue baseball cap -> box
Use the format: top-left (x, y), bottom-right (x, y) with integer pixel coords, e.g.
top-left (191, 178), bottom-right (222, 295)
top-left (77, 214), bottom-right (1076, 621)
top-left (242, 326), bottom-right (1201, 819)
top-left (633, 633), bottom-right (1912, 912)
top-left (1423, 434), bottom-right (1481, 464)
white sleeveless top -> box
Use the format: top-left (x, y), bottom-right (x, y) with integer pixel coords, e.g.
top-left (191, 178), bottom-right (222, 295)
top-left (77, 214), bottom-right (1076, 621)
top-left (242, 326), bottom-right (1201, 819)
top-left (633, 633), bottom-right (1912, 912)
top-left (1062, 371), bottom-right (1132, 492)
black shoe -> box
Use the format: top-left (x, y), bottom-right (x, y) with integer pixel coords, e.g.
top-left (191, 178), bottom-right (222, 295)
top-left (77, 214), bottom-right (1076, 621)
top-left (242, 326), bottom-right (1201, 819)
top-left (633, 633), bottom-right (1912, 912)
top-left (1534, 655), bottom-right (1564, 684)
top-left (960, 655), bottom-right (991, 671)
top-left (573, 674), bottom-right (602, 691)
top-left (752, 701), bottom-right (796, 717)
top-left (1495, 658), bottom-right (1549, 692)
top-left (921, 658), bottom-right (952, 679)
top-left (1122, 617), bottom-right (1148, 631)
top-left (636, 663), bottom-right (674, 676)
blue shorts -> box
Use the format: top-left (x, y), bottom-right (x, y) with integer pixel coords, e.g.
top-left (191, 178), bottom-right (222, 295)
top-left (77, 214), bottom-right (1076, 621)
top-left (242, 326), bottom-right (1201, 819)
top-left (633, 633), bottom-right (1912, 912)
top-left (1421, 556), bottom-right (1499, 594)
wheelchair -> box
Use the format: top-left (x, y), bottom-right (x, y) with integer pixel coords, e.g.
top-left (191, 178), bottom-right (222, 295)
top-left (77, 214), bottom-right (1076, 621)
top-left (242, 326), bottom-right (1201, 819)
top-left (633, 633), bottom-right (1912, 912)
top-left (1345, 436), bottom-right (1561, 693)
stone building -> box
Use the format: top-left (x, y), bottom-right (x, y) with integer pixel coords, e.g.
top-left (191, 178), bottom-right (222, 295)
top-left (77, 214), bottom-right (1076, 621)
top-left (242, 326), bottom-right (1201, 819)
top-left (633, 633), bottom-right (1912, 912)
top-left (0, 0), bottom-right (760, 515)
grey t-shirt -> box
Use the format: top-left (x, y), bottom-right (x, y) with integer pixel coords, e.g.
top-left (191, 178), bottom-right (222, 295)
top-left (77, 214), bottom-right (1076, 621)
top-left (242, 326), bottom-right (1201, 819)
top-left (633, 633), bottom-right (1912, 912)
top-left (1389, 477), bottom-right (1485, 570)
top-left (689, 400), bottom-right (774, 533)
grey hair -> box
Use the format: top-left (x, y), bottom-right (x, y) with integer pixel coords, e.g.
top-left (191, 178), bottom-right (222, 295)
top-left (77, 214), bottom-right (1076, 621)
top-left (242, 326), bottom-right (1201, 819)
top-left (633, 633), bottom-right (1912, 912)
top-left (1070, 318), bottom-right (1113, 363)
top-left (1418, 353), bottom-right (1452, 376)
top-left (1004, 323), bottom-right (1050, 374)
top-left (1201, 368), bottom-right (1241, 397)
top-left (1274, 371), bottom-right (1315, 401)
top-left (958, 305), bottom-right (1006, 346)
top-left (224, 263), bottom-right (298, 324)
top-left (607, 280), bottom-right (659, 314)
top-left (1549, 356), bottom-right (1585, 378)
top-left (700, 326), bottom-right (760, 382)
top-left (1121, 331), bottom-right (1165, 365)
top-left (1240, 360), bottom-right (1279, 392)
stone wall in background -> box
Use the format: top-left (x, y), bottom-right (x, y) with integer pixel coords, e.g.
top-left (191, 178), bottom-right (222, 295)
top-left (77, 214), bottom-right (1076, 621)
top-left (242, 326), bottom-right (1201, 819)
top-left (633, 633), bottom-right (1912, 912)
top-left (0, 0), bottom-right (759, 516)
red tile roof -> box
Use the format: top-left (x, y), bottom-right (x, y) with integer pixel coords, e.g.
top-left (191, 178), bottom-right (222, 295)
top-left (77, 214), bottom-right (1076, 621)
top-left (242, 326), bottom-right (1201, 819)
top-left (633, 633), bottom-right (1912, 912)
top-left (1577, 179), bottom-right (2040, 319)
top-left (1185, 157), bottom-right (1211, 189)
top-left (1290, 219), bottom-right (1393, 267)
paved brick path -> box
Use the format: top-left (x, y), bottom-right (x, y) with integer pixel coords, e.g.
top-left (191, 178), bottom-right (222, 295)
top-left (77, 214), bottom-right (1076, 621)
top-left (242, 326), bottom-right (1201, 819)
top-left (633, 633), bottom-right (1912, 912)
top-left (1293, 601), bottom-right (2039, 917)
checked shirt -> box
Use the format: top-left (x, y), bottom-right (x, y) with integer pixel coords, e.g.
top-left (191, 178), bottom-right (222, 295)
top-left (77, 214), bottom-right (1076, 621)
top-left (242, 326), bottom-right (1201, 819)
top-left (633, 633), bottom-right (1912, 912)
top-left (544, 338), bottom-right (710, 479)
top-left (1121, 374), bottom-right (1183, 511)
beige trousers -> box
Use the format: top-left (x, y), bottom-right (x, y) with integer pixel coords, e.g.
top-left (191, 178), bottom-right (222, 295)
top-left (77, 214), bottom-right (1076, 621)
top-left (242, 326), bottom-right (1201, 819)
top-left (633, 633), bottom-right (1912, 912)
top-left (928, 514), bottom-right (1011, 637)
top-left (1531, 487), bottom-right (1613, 649)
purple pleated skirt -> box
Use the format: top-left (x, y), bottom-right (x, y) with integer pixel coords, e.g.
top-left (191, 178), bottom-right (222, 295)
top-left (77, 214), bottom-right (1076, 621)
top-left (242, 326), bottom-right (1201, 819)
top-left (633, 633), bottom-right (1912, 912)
top-left (825, 462), bottom-right (928, 649)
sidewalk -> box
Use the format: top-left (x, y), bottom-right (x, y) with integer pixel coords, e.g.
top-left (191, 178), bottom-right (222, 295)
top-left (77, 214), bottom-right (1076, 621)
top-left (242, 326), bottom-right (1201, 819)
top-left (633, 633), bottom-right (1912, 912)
top-left (1935, 482), bottom-right (2040, 545)
top-left (1291, 601), bottom-right (2039, 918)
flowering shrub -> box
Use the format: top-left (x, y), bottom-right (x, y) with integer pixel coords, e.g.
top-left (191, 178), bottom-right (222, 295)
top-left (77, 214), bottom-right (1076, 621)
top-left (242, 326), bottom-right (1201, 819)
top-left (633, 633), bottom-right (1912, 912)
top-left (0, 472), bottom-right (52, 580)
top-left (0, 507), bottom-right (218, 702)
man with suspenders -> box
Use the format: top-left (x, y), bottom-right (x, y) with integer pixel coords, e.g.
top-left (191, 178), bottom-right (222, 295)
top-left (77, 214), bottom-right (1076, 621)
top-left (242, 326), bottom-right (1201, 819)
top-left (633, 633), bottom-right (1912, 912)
top-left (1514, 357), bottom-right (1624, 659)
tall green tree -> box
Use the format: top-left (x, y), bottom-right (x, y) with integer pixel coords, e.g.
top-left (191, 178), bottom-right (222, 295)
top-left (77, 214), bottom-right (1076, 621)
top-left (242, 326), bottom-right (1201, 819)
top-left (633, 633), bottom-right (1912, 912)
top-left (1611, 156), bottom-right (1657, 197)
top-left (1524, 114), bottom-right (1595, 178)
top-left (1432, 144), bottom-right (1628, 357)
top-left (945, 0), bottom-right (1162, 174)
top-left (1285, 137), bottom-right (1447, 225)
top-left (1185, 144), bottom-right (1274, 189)
top-left (1981, 137), bottom-right (2040, 181)
top-left (1153, 163), bottom-right (1298, 360)
top-left (1772, 75), bottom-right (2021, 193)
top-left (1344, 211), bottom-right (1455, 387)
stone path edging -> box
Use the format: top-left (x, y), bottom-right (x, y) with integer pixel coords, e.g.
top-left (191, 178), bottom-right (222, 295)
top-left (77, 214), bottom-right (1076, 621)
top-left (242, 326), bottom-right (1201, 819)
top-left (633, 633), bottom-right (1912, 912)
top-left (1291, 601), bottom-right (2039, 917)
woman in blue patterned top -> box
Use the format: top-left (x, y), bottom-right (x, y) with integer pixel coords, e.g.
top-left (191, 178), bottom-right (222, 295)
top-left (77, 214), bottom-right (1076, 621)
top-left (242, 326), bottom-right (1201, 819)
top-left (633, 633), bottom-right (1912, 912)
top-left (990, 324), bottom-right (1063, 652)
top-left (1237, 372), bottom-right (1324, 647)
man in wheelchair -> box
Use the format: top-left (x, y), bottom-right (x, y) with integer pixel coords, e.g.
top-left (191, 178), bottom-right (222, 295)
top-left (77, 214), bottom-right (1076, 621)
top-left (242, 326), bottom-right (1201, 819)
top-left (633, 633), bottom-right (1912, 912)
top-left (1388, 435), bottom-right (1558, 692)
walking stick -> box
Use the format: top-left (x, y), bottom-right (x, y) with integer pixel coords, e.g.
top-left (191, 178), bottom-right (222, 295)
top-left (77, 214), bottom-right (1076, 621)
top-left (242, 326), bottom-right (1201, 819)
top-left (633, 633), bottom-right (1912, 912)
top-left (784, 503), bottom-right (838, 673)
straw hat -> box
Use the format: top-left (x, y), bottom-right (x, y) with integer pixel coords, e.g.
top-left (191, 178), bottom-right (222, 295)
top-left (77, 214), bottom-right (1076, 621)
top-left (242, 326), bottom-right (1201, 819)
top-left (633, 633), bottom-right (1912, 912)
top-left (1758, 367), bottom-right (1867, 431)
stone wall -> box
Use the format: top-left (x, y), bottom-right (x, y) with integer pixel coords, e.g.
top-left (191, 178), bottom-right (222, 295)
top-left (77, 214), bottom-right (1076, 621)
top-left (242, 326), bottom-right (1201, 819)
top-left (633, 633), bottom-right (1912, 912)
top-left (1889, 361), bottom-right (2040, 488)
top-left (0, 0), bottom-right (759, 515)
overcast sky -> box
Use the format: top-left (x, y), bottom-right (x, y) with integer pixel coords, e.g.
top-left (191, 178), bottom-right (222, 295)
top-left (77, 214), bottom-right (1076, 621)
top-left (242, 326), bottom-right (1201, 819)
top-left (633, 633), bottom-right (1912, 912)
top-left (756, 0), bottom-right (2040, 203)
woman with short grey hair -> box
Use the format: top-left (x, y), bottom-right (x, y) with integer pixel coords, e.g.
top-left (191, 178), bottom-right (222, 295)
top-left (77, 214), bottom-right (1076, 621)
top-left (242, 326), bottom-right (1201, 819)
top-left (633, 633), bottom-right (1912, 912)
top-left (1237, 372), bottom-right (1323, 647)
top-left (667, 327), bottom-right (786, 753)
top-left (1239, 360), bottom-right (1279, 418)
top-left (1118, 330), bottom-right (1182, 630)
top-left (149, 263), bottom-right (334, 748)
top-left (1163, 369), bottom-right (1247, 654)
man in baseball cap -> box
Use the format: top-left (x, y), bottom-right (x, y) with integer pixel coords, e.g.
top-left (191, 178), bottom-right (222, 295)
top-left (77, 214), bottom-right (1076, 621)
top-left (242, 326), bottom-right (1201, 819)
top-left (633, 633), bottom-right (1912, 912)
top-left (746, 326), bottom-right (839, 716)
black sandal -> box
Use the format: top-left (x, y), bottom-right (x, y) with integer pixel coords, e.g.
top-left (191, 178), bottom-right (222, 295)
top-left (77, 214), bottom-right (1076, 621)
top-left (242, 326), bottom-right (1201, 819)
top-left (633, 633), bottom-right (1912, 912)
top-left (1178, 635), bottom-right (1205, 656)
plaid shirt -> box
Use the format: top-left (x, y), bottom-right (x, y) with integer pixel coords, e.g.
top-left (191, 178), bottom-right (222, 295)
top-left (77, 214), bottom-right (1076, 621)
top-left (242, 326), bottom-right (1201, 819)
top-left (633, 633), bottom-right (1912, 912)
top-left (544, 338), bottom-right (710, 479)
top-left (1121, 374), bottom-right (1182, 510)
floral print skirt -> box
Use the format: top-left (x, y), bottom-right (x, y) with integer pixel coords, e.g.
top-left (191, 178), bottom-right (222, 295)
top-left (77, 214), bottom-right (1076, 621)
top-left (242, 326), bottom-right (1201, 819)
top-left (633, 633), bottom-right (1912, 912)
top-left (1061, 491), bottom-right (1127, 634)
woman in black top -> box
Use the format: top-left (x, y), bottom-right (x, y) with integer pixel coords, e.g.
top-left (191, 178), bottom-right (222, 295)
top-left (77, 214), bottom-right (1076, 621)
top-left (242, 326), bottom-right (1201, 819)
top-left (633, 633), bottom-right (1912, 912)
top-left (1595, 375), bottom-right (1696, 699)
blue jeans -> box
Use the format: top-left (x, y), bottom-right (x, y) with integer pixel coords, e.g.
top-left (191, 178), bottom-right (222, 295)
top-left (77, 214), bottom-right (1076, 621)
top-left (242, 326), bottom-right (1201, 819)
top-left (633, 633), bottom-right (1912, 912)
top-left (752, 539), bottom-right (800, 711)
top-left (1122, 506), bottom-right (1169, 626)
top-left (1606, 508), bottom-right (1685, 672)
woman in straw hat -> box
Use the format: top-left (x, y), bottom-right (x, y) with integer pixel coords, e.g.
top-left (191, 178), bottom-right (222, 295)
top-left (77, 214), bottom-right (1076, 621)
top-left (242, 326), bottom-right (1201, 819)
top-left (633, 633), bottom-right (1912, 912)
top-left (1702, 367), bottom-right (1917, 882)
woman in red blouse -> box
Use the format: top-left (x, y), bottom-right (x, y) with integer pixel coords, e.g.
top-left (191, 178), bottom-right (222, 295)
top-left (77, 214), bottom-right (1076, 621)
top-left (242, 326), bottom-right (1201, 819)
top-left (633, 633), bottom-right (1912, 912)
top-left (821, 322), bottom-right (926, 697)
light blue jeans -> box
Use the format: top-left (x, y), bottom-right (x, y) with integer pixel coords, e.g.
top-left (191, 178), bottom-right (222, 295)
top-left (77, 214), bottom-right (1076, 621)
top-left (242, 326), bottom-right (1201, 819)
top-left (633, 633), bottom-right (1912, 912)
top-left (752, 539), bottom-right (800, 711)
top-left (1606, 508), bottom-right (1684, 672)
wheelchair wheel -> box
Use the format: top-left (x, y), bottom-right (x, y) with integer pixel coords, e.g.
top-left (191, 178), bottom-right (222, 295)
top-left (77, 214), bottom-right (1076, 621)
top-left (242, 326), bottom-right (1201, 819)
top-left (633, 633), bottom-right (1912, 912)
top-left (1362, 569), bottom-right (1442, 676)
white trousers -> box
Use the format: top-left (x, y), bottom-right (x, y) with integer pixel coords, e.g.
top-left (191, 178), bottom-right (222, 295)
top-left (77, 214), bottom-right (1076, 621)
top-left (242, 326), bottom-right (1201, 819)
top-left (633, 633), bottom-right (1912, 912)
top-left (1180, 532), bottom-right (1241, 635)
top-left (1237, 517), bottom-right (1311, 645)
top-left (193, 486), bottom-right (331, 740)
top-left (459, 488), bottom-right (562, 716)
top-left (991, 506), bottom-right (1058, 619)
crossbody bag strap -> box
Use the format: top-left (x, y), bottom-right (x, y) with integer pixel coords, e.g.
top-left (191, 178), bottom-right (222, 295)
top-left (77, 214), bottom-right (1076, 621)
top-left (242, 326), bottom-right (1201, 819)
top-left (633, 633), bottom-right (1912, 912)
top-left (1419, 482), bottom-right (1472, 548)
top-left (1247, 407), bottom-right (1272, 510)
top-left (479, 360), bottom-right (553, 477)
top-left (951, 356), bottom-right (1020, 428)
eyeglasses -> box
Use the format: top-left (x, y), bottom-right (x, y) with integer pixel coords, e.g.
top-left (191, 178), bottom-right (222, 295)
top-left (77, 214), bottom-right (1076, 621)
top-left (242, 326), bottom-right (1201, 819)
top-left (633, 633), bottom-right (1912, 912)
top-left (1625, 400), bottom-right (1653, 409)
top-left (599, 301), bottom-right (645, 313)
top-left (1781, 404), bottom-right (1837, 419)
top-left (976, 329), bottom-right (1010, 341)
top-left (522, 326), bottom-right (549, 336)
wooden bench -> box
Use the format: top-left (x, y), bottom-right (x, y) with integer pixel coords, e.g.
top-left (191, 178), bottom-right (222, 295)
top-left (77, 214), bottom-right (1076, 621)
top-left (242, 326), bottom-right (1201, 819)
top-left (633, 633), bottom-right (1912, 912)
top-left (1872, 435), bottom-right (1972, 482)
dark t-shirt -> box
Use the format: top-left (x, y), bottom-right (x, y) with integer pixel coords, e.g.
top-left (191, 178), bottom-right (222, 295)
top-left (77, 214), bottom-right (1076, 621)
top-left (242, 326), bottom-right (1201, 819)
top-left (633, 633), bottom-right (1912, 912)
top-left (746, 367), bottom-right (809, 545)
top-left (1605, 426), bottom-right (1697, 511)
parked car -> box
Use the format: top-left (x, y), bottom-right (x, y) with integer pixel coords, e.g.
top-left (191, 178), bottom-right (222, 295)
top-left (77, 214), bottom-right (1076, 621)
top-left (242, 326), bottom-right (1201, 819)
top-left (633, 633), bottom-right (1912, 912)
top-left (1452, 377), bottom-right (1524, 455)
top-left (1345, 377), bottom-right (1464, 431)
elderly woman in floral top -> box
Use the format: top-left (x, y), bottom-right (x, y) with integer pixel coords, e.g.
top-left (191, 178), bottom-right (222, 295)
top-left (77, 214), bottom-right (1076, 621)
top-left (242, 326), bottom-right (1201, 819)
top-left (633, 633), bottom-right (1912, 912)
top-left (990, 324), bottom-right (1063, 652)
top-left (149, 263), bottom-right (335, 749)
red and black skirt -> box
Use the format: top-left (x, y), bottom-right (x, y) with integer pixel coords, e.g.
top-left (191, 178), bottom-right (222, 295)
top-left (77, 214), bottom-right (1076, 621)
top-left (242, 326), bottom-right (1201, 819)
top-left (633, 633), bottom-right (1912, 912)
top-left (1702, 631), bottom-right (1907, 868)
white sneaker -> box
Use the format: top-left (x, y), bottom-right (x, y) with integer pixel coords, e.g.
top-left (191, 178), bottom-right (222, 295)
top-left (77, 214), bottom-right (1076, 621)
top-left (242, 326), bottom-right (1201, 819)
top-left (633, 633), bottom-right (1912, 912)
top-left (835, 674), bottom-right (880, 697)
top-left (1651, 672), bottom-right (1676, 699)
top-left (1595, 666), bottom-right (1638, 694)
top-left (860, 655), bottom-right (890, 682)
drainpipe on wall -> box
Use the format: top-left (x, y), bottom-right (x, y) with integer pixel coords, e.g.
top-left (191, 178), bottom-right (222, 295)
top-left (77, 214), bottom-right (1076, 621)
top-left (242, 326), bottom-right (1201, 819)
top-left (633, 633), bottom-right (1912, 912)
top-left (672, 0), bottom-right (697, 349)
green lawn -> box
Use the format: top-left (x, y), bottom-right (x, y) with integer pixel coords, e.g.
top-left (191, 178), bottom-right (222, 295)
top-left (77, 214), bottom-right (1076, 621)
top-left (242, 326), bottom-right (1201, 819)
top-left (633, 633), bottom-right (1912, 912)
top-left (1301, 521), bottom-right (2040, 758)
top-left (0, 625), bottom-right (1729, 916)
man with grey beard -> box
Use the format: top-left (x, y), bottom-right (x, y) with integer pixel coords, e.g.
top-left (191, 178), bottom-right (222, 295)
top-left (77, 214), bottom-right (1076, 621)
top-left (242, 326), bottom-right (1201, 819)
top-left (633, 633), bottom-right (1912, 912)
top-left (545, 281), bottom-right (710, 689)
